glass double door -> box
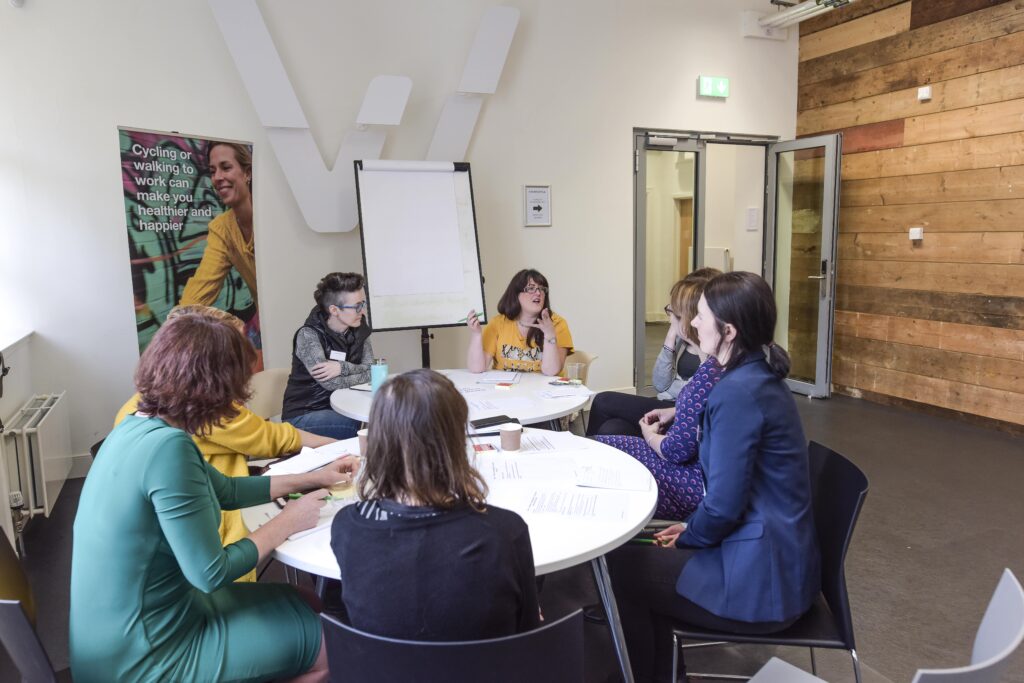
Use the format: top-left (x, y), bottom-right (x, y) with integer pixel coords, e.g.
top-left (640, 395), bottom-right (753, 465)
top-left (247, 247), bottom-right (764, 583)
top-left (633, 131), bottom-right (840, 398)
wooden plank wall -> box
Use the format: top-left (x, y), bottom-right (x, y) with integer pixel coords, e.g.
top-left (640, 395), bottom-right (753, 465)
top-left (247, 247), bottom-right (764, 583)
top-left (798, 0), bottom-right (1024, 430)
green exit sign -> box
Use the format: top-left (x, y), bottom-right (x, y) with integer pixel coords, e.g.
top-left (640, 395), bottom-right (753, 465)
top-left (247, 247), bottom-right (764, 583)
top-left (698, 75), bottom-right (730, 98)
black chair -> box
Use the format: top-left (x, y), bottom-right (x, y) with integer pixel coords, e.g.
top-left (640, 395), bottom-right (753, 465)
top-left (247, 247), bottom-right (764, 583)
top-left (321, 609), bottom-right (584, 683)
top-left (0, 527), bottom-right (64, 683)
top-left (671, 441), bottom-right (869, 682)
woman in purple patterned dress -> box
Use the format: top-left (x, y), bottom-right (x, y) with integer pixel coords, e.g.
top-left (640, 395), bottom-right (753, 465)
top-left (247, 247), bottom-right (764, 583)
top-left (593, 271), bottom-right (723, 520)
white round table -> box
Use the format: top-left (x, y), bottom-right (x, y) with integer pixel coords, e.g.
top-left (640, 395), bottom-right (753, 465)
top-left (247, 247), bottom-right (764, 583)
top-left (329, 369), bottom-right (591, 426)
top-left (242, 430), bottom-right (655, 682)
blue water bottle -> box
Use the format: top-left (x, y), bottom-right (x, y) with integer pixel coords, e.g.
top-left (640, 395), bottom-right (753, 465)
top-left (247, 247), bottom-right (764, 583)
top-left (370, 358), bottom-right (389, 394)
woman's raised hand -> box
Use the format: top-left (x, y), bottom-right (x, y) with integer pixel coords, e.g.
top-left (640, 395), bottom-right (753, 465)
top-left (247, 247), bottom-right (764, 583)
top-left (528, 308), bottom-right (557, 340)
top-left (313, 456), bottom-right (360, 488)
top-left (466, 309), bottom-right (482, 335)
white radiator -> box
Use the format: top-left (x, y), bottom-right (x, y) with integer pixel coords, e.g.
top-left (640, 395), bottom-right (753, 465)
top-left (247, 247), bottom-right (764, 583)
top-left (2, 392), bottom-right (72, 518)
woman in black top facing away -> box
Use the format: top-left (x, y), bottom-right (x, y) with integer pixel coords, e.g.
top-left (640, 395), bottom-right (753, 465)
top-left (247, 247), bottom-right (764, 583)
top-left (330, 369), bottom-right (540, 641)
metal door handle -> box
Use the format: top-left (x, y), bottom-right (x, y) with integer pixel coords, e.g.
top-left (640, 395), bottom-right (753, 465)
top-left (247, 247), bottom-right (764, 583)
top-left (807, 275), bottom-right (825, 280)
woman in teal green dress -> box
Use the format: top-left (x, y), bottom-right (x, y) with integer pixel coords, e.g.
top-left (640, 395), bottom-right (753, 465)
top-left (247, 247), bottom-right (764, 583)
top-left (70, 307), bottom-right (358, 683)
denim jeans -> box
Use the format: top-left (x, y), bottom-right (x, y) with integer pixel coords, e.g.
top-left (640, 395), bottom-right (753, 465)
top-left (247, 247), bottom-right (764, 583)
top-left (285, 409), bottom-right (361, 440)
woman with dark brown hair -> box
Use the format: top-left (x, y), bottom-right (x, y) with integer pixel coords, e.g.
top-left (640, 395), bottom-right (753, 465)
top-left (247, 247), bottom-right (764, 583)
top-left (465, 268), bottom-right (573, 375)
top-left (70, 309), bottom-right (358, 683)
top-left (330, 369), bottom-right (541, 641)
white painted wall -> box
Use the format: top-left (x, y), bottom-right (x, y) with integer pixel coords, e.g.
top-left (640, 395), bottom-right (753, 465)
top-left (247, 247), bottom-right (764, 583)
top-left (703, 143), bottom-right (766, 273)
top-left (0, 0), bottom-right (797, 453)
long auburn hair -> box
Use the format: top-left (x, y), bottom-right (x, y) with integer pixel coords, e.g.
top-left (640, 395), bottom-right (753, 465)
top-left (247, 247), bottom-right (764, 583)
top-left (358, 369), bottom-right (488, 510)
top-left (496, 269), bottom-right (552, 349)
top-left (703, 271), bottom-right (791, 378)
top-left (135, 308), bottom-right (255, 435)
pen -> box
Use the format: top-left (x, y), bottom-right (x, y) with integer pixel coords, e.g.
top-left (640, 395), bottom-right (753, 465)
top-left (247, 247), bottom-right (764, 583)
top-left (287, 493), bottom-right (343, 501)
top-left (456, 312), bottom-right (485, 323)
top-left (630, 538), bottom-right (659, 545)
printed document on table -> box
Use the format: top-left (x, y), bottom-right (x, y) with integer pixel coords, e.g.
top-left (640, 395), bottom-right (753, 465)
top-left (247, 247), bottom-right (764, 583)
top-left (467, 397), bottom-right (534, 414)
top-left (475, 371), bottom-right (521, 384)
top-left (473, 454), bottom-right (574, 483)
top-left (521, 487), bottom-right (630, 521)
top-left (575, 463), bottom-right (653, 492)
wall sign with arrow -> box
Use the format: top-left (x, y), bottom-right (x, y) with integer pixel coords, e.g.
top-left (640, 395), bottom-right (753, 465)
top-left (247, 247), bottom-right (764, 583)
top-left (524, 184), bottom-right (551, 227)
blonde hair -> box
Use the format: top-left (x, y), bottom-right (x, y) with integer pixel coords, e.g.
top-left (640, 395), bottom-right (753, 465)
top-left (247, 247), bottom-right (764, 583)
top-left (167, 305), bottom-right (243, 332)
top-left (670, 268), bottom-right (722, 343)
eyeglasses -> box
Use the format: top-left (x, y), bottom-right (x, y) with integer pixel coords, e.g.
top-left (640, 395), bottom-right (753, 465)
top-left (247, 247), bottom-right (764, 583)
top-left (663, 305), bottom-right (677, 318)
top-left (522, 285), bottom-right (548, 295)
top-left (334, 301), bottom-right (367, 314)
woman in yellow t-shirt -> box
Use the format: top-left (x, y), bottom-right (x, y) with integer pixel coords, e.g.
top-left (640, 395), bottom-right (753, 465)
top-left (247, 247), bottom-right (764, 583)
top-left (466, 269), bottom-right (573, 375)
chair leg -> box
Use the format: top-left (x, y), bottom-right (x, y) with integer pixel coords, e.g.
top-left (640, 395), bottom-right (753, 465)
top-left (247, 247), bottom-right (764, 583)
top-left (809, 647), bottom-right (817, 675)
top-left (850, 649), bottom-right (862, 683)
top-left (672, 632), bottom-right (680, 683)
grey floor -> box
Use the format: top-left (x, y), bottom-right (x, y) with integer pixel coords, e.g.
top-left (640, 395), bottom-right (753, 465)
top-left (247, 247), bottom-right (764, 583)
top-left (4, 394), bottom-right (1023, 682)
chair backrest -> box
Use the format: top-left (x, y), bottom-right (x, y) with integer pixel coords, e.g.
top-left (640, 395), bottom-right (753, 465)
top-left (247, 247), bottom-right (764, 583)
top-left (911, 569), bottom-right (1024, 683)
top-left (246, 367), bottom-right (290, 420)
top-left (807, 441), bottom-right (869, 651)
top-left (0, 528), bottom-right (57, 683)
top-left (562, 351), bottom-right (598, 385)
top-left (321, 609), bottom-right (584, 683)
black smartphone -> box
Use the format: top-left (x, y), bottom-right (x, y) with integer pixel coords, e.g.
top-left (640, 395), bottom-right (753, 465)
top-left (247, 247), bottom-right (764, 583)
top-left (469, 415), bottom-right (520, 430)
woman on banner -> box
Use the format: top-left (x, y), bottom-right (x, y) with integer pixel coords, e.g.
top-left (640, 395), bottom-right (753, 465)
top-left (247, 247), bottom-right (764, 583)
top-left (465, 269), bottom-right (573, 376)
top-left (282, 272), bottom-right (374, 440)
top-left (180, 141), bottom-right (257, 307)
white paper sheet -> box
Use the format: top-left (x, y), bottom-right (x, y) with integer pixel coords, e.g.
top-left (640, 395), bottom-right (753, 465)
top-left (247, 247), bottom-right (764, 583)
top-left (474, 454), bottom-right (575, 482)
top-left (522, 488), bottom-right (629, 521)
top-left (264, 439), bottom-right (360, 475)
top-left (467, 397), bottom-right (533, 414)
top-left (575, 464), bottom-right (652, 492)
top-left (474, 371), bottom-right (521, 384)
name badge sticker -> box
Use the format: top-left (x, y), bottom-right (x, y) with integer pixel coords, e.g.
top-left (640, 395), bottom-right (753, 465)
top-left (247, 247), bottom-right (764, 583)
top-left (330, 350), bottom-right (347, 362)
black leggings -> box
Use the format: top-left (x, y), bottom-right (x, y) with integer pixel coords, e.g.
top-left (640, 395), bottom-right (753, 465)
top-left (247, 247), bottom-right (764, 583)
top-left (607, 543), bottom-right (796, 683)
top-left (586, 392), bottom-right (673, 438)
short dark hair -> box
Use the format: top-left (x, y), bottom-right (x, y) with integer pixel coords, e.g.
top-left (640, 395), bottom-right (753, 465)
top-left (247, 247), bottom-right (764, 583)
top-left (496, 269), bottom-right (551, 349)
top-left (314, 272), bottom-right (365, 313)
top-left (135, 309), bottom-right (255, 435)
top-left (703, 271), bottom-right (791, 378)
top-left (358, 369), bottom-right (488, 510)
top-left (669, 267), bottom-right (721, 343)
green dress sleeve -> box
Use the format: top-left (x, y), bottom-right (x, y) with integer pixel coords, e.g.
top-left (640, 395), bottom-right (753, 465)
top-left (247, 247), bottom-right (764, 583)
top-left (143, 435), bottom-right (268, 593)
top-left (202, 456), bottom-right (271, 510)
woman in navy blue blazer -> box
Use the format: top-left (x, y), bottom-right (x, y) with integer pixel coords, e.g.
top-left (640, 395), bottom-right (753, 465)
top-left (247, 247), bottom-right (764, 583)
top-left (608, 271), bottom-right (820, 683)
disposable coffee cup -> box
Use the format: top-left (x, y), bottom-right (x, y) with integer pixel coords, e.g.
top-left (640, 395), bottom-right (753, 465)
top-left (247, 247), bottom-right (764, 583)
top-left (498, 423), bottom-right (522, 452)
top-left (357, 428), bottom-right (368, 454)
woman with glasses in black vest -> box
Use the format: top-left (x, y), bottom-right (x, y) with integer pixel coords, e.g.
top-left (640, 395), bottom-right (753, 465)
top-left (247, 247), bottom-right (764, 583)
top-left (282, 272), bottom-right (374, 439)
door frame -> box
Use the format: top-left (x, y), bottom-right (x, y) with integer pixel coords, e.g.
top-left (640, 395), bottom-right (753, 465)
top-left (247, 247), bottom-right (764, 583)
top-left (633, 128), bottom-right (840, 397)
top-left (764, 134), bottom-right (842, 398)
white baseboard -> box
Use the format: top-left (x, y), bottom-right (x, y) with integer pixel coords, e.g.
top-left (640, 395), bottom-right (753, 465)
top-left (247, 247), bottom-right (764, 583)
top-left (69, 453), bottom-right (92, 479)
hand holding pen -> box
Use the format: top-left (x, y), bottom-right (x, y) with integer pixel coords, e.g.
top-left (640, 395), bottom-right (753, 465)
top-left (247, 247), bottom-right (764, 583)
top-left (462, 309), bottom-right (484, 334)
